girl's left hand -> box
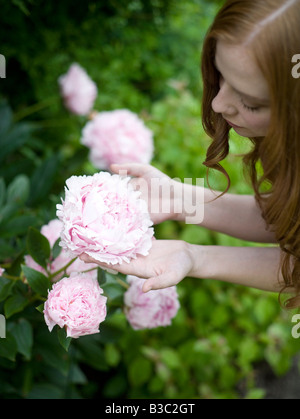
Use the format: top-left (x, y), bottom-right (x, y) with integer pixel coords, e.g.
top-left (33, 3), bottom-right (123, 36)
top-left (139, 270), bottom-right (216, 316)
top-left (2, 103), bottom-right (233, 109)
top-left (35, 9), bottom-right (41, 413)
top-left (80, 239), bottom-right (195, 293)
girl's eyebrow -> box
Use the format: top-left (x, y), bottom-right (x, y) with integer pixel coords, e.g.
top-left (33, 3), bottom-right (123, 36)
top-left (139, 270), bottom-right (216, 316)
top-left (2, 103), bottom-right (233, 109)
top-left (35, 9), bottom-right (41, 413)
top-left (214, 58), bottom-right (270, 105)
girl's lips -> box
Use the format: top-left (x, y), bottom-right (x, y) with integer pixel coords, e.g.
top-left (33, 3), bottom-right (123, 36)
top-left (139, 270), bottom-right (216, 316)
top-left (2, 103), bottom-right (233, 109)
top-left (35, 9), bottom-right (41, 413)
top-left (225, 119), bottom-right (243, 129)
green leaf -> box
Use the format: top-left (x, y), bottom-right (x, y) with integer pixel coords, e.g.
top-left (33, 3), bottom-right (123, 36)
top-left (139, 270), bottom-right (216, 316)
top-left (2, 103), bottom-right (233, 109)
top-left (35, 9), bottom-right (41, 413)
top-left (97, 267), bottom-right (106, 285)
top-left (22, 265), bottom-right (51, 297)
top-left (26, 227), bottom-right (51, 270)
top-left (28, 154), bottom-right (59, 206)
top-left (160, 348), bottom-right (181, 370)
top-left (0, 331), bottom-right (18, 361)
top-left (27, 384), bottom-right (64, 399)
top-left (7, 174), bottom-right (30, 206)
top-left (0, 277), bottom-right (15, 302)
top-left (0, 202), bottom-right (19, 225)
top-left (35, 303), bottom-right (44, 313)
top-left (0, 99), bottom-right (13, 135)
top-left (52, 237), bottom-right (62, 260)
top-left (57, 327), bottom-right (72, 352)
top-left (0, 241), bottom-right (15, 259)
top-left (11, 318), bottom-right (33, 360)
top-left (76, 335), bottom-right (108, 371)
top-left (128, 357), bottom-right (153, 387)
top-left (4, 293), bottom-right (28, 318)
top-left (0, 122), bottom-right (34, 165)
top-left (0, 178), bottom-right (5, 209)
top-left (0, 215), bottom-right (37, 238)
top-left (36, 329), bottom-right (69, 376)
top-left (102, 283), bottom-right (124, 305)
top-left (104, 343), bottom-right (120, 367)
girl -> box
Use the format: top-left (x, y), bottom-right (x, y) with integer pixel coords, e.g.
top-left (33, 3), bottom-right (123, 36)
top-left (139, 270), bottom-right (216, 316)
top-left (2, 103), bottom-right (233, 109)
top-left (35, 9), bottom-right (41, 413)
top-left (81, 0), bottom-right (300, 308)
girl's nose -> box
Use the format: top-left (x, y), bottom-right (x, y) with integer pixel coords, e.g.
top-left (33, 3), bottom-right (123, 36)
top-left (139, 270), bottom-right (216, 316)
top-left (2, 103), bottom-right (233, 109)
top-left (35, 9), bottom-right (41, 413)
top-left (212, 79), bottom-right (238, 116)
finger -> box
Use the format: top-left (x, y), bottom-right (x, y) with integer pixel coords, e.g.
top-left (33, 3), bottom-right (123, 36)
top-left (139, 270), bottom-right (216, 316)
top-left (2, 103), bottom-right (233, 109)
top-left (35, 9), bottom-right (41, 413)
top-left (79, 253), bottom-right (95, 263)
top-left (110, 163), bottom-right (151, 178)
top-left (142, 272), bottom-right (177, 293)
top-left (80, 253), bottom-right (122, 272)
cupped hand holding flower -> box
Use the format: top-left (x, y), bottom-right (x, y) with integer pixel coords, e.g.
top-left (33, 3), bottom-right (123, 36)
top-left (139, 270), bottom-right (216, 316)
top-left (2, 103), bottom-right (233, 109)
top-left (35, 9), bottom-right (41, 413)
top-left (81, 239), bottom-right (195, 293)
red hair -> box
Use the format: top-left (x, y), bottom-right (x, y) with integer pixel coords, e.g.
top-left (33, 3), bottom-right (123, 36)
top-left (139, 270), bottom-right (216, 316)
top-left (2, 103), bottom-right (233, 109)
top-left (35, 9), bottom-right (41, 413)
top-left (201, 0), bottom-right (300, 307)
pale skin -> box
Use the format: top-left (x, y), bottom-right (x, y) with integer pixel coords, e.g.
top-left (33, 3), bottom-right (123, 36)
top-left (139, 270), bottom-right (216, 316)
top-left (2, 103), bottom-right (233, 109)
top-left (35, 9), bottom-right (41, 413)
top-left (80, 41), bottom-right (290, 294)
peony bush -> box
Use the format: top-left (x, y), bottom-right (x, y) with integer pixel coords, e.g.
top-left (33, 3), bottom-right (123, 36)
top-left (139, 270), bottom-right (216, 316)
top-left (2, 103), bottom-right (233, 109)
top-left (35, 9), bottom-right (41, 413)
top-left (0, 68), bottom-right (179, 354)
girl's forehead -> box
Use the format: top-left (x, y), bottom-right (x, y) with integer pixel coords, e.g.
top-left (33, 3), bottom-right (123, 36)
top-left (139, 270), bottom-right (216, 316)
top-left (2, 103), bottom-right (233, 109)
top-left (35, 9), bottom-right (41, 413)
top-left (215, 40), bottom-right (270, 103)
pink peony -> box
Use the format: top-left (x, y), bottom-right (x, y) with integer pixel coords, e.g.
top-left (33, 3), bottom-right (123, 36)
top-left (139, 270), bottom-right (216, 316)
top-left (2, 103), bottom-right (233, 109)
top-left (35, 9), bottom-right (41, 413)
top-left (80, 109), bottom-right (154, 170)
top-left (56, 172), bottom-right (154, 264)
top-left (24, 219), bottom-right (98, 281)
top-left (58, 63), bottom-right (98, 116)
top-left (44, 273), bottom-right (107, 338)
top-left (124, 275), bottom-right (180, 330)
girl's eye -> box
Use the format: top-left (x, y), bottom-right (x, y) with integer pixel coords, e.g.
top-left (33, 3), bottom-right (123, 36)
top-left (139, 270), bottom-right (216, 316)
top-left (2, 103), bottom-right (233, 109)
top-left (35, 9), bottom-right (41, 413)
top-left (241, 99), bottom-right (260, 112)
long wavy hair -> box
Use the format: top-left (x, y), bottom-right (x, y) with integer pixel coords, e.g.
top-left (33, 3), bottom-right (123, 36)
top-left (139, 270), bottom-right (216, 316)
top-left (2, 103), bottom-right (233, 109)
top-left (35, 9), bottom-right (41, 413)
top-left (201, 0), bottom-right (300, 308)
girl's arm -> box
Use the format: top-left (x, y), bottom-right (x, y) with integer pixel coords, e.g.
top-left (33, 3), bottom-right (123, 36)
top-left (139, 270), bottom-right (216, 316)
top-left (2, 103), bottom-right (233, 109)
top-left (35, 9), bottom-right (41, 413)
top-left (80, 240), bottom-right (288, 294)
top-left (187, 243), bottom-right (285, 293)
top-left (110, 163), bottom-right (276, 243)
top-left (174, 183), bottom-right (276, 243)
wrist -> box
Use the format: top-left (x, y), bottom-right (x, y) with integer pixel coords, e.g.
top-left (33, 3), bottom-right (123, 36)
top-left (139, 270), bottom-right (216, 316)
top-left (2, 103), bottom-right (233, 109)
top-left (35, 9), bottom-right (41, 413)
top-left (170, 180), bottom-right (205, 224)
top-left (186, 243), bottom-right (215, 279)
top-left (185, 242), bottom-right (203, 278)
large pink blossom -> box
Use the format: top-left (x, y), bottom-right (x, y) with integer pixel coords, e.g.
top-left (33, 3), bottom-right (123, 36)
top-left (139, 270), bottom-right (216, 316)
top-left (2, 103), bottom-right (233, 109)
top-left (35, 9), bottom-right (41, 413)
top-left (124, 275), bottom-right (180, 330)
top-left (80, 109), bottom-right (154, 170)
top-left (44, 273), bottom-right (107, 338)
top-left (58, 63), bottom-right (98, 116)
top-left (24, 219), bottom-right (98, 281)
top-left (56, 172), bottom-right (154, 265)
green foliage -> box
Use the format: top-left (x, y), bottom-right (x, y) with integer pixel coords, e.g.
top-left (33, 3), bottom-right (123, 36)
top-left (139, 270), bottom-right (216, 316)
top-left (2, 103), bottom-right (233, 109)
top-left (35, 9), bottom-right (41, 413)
top-left (1, 0), bottom-right (300, 400)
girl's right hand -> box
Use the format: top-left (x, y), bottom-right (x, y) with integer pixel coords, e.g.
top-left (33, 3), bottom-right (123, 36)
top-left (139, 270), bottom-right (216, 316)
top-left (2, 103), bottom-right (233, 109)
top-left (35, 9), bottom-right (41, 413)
top-left (110, 163), bottom-right (179, 225)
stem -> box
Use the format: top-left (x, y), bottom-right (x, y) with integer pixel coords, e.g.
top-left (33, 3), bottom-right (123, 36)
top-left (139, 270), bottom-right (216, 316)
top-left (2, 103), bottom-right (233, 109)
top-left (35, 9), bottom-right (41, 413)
top-left (49, 257), bottom-right (77, 280)
top-left (80, 267), bottom-right (98, 274)
top-left (14, 97), bottom-right (57, 122)
top-left (2, 273), bottom-right (22, 281)
top-left (116, 277), bottom-right (130, 290)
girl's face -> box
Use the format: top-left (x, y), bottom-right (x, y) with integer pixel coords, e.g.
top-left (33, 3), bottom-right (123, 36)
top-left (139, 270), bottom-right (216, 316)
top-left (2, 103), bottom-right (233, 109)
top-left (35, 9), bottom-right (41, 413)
top-left (212, 40), bottom-right (271, 137)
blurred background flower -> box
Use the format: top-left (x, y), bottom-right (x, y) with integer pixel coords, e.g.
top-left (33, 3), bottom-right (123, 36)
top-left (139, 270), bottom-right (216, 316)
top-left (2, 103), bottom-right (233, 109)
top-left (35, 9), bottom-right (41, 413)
top-left (58, 63), bottom-right (98, 116)
top-left (124, 275), bottom-right (180, 330)
top-left (81, 109), bottom-right (154, 170)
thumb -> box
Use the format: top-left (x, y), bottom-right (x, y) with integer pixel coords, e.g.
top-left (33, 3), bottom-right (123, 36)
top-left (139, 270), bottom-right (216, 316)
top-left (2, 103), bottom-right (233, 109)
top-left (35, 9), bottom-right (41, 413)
top-left (110, 163), bottom-right (151, 178)
top-left (142, 272), bottom-right (177, 293)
